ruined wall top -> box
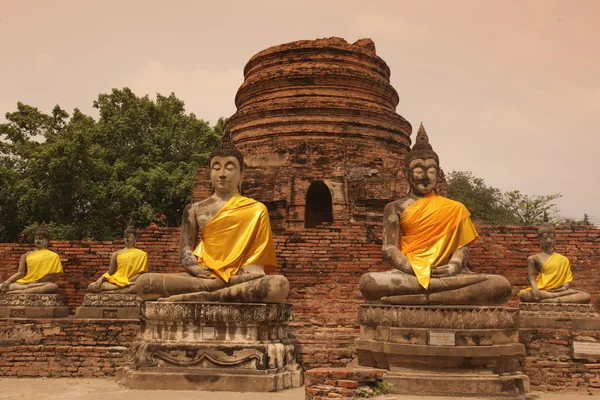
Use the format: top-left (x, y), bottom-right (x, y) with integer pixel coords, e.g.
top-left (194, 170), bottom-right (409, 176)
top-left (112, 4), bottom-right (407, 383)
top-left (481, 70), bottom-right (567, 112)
top-left (227, 37), bottom-right (411, 152)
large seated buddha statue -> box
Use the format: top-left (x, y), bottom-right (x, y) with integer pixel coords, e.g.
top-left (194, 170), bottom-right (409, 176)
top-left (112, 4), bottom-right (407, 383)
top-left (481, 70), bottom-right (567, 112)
top-left (519, 219), bottom-right (590, 304)
top-left (0, 222), bottom-right (63, 294)
top-left (359, 124), bottom-right (511, 305)
top-left (87, 222), bottom-right (147, 294)
top-left (135, 134), bottom-right (289, 302)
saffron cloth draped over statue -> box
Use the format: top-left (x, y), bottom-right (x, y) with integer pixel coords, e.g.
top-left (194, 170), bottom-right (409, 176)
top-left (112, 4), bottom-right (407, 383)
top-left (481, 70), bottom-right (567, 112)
top-left (17, 249), bottom-right (63, 284)
top-left (521, 252), bottom-right (573, 293)
top-left (103, 248), bottom-right (148, 287)
top-left (193, 194), bottom-right (277, 282)
top-left (400, 193), bottom-right (479, 289)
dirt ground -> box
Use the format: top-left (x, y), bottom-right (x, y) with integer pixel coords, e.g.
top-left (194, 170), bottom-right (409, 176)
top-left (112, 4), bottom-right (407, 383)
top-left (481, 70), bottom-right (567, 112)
top-left (0, 378), bottom-right (596, 400)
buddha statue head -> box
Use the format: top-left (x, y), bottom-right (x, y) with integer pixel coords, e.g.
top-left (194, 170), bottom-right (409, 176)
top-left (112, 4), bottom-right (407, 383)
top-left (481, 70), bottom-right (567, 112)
top-left (537, 212), bottom-right (555, 251)
top-left (208, 133), bottom-right (245, 196)
top-left (34, 222), bottom-right (50, 250)
top-left (123, 220), bottom-right (137, 248)
top-left (404, 123), bottom-right (440, 196)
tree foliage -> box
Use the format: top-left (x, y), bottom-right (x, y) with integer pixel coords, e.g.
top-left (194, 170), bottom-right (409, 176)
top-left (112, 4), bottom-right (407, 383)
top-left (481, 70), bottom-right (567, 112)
top-left (501, 190), bottom-right (561, 226)
top-left (445, 171), bottom-right (516, 225)
top-left (0, 88), bottom-right (223, 241)
top-left (446, 170), bottom-right (562, 226)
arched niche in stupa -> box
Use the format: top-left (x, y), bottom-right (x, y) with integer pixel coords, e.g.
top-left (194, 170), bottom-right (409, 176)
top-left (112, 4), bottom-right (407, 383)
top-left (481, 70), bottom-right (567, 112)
top-left (305, 180), bottom-right (333, 228)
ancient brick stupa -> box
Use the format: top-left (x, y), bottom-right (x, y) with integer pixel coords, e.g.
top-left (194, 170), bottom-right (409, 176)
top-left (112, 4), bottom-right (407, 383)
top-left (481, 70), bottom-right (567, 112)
top-left (192, 37), bottom-right (413, 367)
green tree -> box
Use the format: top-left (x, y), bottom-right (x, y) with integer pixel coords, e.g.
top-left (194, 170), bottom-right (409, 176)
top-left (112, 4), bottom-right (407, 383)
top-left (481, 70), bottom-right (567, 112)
top-left (446, 171), bottom-right (517, 224)
top-left (446, 170), bottom-right (562, 226)
top-left (501, 190), bottom-right (562, 226)
top-left (0, 88), bottom-right (223, 241)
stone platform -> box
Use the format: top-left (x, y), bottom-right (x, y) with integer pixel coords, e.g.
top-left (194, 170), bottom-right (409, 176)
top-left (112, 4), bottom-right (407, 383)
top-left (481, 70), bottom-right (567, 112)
top-left (0, 293), bottom-right (69, 318)
top-left (118, 301), bottom-right (303, 391)
top-left (519, 303), bottom-right (600, 329)
top-left (355, 304), bottom-right (530, 398)
top-left (75, 293), bottom-right (142, 319)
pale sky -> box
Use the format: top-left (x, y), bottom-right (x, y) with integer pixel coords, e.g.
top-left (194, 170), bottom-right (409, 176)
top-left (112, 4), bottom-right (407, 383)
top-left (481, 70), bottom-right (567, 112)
top-left (1, 0), bottom-right (599, 223)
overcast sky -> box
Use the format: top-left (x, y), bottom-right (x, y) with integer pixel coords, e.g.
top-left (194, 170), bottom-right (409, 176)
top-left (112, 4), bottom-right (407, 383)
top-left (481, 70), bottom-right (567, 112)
top-left (1, 0), bottom-right (598, 223)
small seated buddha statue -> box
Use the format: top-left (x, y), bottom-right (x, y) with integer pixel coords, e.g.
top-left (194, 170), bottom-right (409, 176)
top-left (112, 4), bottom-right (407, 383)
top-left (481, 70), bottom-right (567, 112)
top-left (519, 219), bottom-right (590, 304)
top-left (87, 222), bottom-right (148, 294)
top-left (0, 222), bottom-right (63, 294)
top-left (359, 123), bottom-right (511, 305)
top-left (135, 134), bottom-right (289, 302)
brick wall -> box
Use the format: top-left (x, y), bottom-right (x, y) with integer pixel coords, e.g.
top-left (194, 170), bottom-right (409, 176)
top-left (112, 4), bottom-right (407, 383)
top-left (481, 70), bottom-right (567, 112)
top-left (521, 328), bottom-right (600, 391)
top-left (1, 224), bottom-right (599, 373)
top-left (0, 227), bottom-right (181, 310)
top-left (0, 318), bottom-right (139, 377)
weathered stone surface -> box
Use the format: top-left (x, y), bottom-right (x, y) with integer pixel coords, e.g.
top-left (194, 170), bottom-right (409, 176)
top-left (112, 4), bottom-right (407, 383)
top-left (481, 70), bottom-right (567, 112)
top-left (143, 301), bottom-right (290, 323)
top-left (74, 293), bottom-right (142, 319)
top-left (141, 302), bottom-right (292, 342)
top-left (118, 301), bottom-right (302, 391)
top-left (356, 305), bottom-right (527, 397)
top-left (80, 293), bottom-right (142, 307)
top-left (520, 302), bottom-right (600, 329)
top-left (520, 302), bottom-right (598, 315)
top-left (0, 293), bottom-right (66, 307)
top-left (359, 304), bottom-right (519, 329)
top-left (0, 293), bottom-right (69, 318)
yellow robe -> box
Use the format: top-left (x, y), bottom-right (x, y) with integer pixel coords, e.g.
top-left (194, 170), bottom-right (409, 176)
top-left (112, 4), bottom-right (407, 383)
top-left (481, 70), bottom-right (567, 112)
top-left (521, 252), bottom-right (573, 292)
top-left (17, 249), bottom-right (63, 284)
top-left (103, 247), bottom-right (148, 287)
top-left (193, 194), bottom-right (277, 282)
top-left (400, 193), bottom-right (479, 289)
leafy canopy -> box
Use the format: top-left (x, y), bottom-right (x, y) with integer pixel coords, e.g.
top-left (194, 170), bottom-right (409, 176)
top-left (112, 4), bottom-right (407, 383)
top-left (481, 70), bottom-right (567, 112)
top-left (0, 88), bottom-right (223, 241)
top-left (446, 170), bottom-right (563, 226)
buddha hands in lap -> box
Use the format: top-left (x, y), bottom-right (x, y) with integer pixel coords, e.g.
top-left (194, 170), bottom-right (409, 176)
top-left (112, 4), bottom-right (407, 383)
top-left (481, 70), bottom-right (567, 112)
top-left (0, 222), bottom-right (63, 294)
top-left (519, 220), bottom-right (590, 304)
top-left (87, 222), bottom-right (147, 294)
top-left (135, 134), bottom-right (289, 302)
top-left (359, 123), bottom-right (511, 306)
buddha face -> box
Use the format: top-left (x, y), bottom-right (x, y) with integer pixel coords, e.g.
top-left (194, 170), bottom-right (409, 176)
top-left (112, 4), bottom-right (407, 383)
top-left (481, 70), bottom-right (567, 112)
top-left (124, 232), bottom-right (136, 248)
top-left (210, 156), bottom-right (243, 196)
top-left (539, 231), bottom-right (555, 250)
top-left (34, 234), bottom-right (48, 250)
top-left (407, 158), bottom-right (438, 195)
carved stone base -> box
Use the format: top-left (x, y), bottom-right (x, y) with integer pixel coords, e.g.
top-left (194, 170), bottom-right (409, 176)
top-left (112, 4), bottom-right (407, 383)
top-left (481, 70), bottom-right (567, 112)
top-left (383, 371), bottom-right (531, 398)
top-left (118, 366), bottom-right (302, 392)
top-left (519, 302), bottom-right (600, 329)
top-left (0, 294), bottom-right (69, 318)
top-left (75, 293), bottom-right (142, 319)
top-left (355, 304), bottom-right (529, 398)
top-left (117, 301), bottom-right (303, 391)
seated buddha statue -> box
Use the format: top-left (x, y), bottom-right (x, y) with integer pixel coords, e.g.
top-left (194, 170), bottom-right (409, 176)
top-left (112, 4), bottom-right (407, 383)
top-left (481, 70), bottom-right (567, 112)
top-left (0, 222), bottom-right (63, 294)
top-left (519, 219), bottom-right (590, 304)
top-left (359, 123), bottom-right (511, 305)
top-left (135, 134), bottom-right (289, 302)
top-left (87, 222), bottom-right (148, 294)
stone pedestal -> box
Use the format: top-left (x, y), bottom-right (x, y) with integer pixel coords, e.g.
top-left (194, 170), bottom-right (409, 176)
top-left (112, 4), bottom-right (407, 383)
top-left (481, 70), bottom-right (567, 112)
top-left (118, 301), bottom-right (303, 391)
top-left (75, 293), bottom-right (142, 319)
top-left (355, 304), bottom-right (530, 398)
top-left (0, 293), bottom-right (69, 318)
top-left (519, 302), bottom-right (600, 329)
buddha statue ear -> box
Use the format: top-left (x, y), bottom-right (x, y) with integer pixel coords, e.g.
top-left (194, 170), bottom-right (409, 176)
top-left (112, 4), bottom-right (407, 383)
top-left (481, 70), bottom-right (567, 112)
top-left (403, 166), bottom-right (411, 193)
top-left (238, 167), bottom-right (245, 195)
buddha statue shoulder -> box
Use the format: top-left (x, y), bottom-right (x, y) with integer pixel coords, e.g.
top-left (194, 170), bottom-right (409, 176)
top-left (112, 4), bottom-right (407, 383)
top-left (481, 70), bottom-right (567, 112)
top-left (0, 222), bottom-right (63, 294)
top-left (519, 219), bottom-right (590, 304)
top-left (135, 134), bottom-right (289, 302)
top-left (359, 123), bottom-right (511, 305)
top-left (87, 222), bottom-right (148, 294)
